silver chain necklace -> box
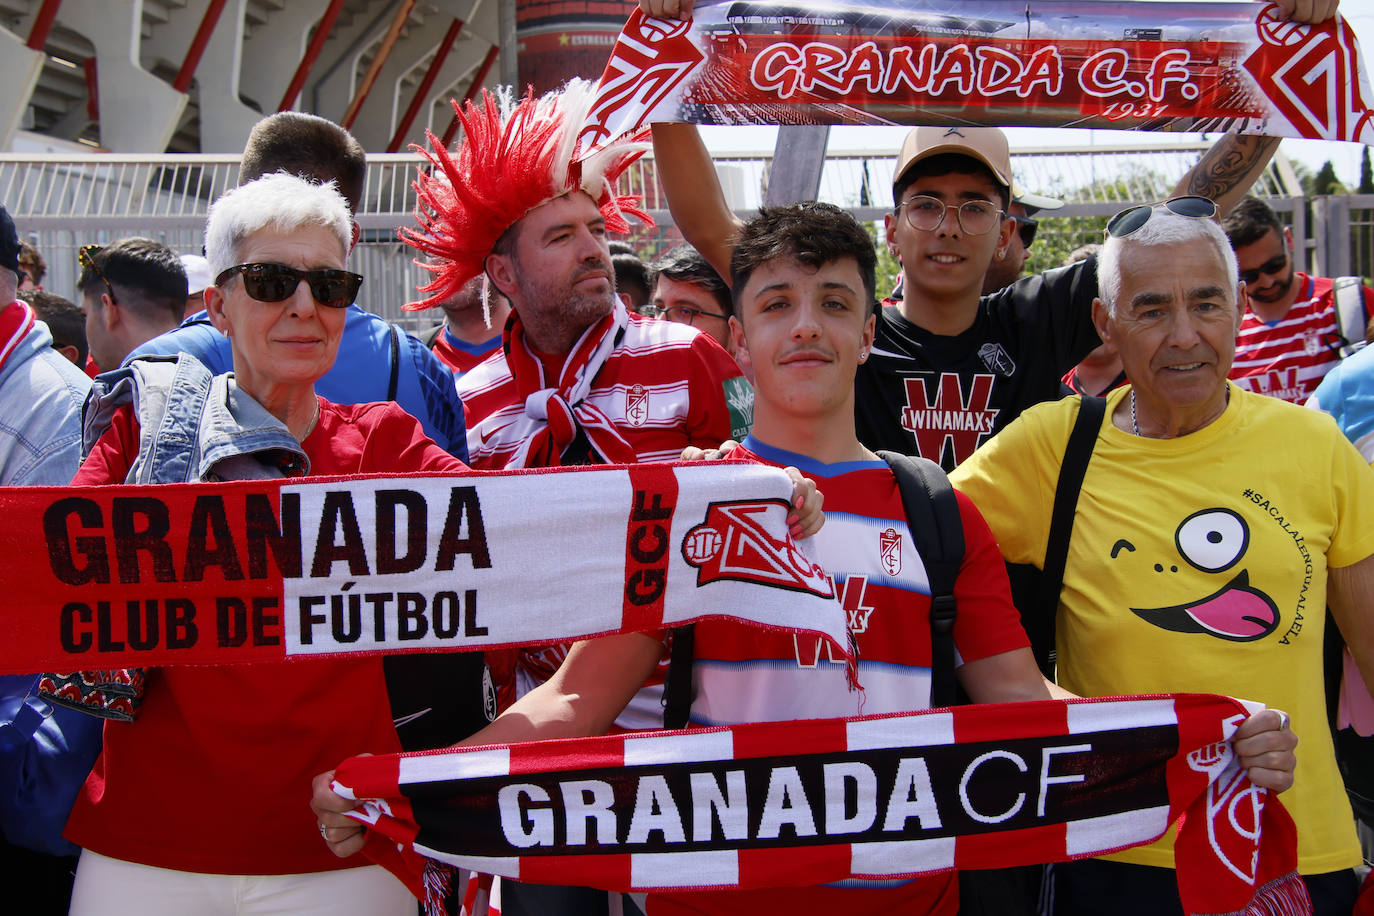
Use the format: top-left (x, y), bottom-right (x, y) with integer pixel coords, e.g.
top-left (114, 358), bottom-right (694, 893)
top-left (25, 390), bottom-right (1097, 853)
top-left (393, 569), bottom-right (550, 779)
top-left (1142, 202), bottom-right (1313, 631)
top-left (1130, 390), bottom-right (1139, 436)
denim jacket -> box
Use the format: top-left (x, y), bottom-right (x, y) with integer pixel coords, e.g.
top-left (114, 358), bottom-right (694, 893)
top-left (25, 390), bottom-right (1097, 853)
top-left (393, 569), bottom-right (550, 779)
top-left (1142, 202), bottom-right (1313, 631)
top-left (0, 318), bottom-right (91, 487)
top-left (83, 354), bottom-right (309, 484)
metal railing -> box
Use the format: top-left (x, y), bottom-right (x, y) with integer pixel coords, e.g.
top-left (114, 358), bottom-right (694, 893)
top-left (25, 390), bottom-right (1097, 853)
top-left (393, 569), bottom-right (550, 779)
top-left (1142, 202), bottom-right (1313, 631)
top-left (2, 143), bottom-right (1360, 334)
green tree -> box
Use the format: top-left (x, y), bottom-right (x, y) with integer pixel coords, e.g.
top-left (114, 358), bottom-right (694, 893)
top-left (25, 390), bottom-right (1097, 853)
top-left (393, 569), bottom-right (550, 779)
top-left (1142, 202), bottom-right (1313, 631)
top-left (1308, 160), bottom-right (1347, 196)
top-left (868, 222), bottom-right (902, 302)
top-left (1360, 147), bottom-right (1373, 194)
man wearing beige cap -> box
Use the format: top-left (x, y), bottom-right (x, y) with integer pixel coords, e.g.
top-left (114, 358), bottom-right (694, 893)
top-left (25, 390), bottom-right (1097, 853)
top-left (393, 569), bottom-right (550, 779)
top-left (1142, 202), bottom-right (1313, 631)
top-left (854, 123), bottom-right (1286, 469)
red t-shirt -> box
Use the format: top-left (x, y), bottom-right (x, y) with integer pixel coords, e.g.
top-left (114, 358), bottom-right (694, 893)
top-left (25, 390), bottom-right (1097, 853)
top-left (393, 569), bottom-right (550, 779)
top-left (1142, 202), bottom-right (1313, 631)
top-left (65, 398), bottom-right (468, 876)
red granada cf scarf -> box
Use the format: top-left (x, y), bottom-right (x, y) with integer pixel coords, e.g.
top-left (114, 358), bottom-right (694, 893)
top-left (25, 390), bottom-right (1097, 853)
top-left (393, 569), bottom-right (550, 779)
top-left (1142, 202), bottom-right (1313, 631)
top-left (578, 1), bottom-right (1374, 151)
top-left (0, 463), bottom-right (846, 673)
top-left (334, 695), bottom-right (1308, 916)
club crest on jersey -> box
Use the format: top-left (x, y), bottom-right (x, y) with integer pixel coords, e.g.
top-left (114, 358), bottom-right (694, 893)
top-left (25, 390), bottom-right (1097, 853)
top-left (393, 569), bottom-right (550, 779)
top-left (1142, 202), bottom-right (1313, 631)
top-left (977, 343), bottom-right (1016, 377)
top-left (625, 384), bottom-right (649, 427)
top-left (880, 527), bottom-right (902, 576)
top-left (682, 500), bottom-right (834, 597)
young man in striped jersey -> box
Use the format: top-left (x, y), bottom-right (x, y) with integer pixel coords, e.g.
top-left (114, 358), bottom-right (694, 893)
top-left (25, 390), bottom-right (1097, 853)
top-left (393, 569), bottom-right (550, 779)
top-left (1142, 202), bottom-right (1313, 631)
top-left (1224, 195), bottom-right (1374, 403)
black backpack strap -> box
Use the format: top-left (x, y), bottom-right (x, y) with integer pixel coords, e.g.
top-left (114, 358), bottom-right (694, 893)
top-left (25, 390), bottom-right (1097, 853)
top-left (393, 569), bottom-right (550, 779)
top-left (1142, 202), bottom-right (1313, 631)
top-left (418, 323), bottom-right (444, 349)
top-left (387, 323), bottom-right (401, 402)
top-left (1029, 395), bottom-right (1106, 677)
top-left (879, 451), bottom-right (964, 708)
top-left (662, 625), bottom-right (695, 729)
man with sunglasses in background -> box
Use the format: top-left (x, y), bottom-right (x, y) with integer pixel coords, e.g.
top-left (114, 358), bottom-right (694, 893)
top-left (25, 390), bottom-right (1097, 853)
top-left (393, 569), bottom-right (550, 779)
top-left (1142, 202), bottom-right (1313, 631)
top-left (126, 111), bottom-right (469, 463)
top-left (77, 238), bottom-right (186, 372)
top-left (1223, 195), bottom-right (1374, 404)
top-left (981, 184), bottom-right (1064, 296)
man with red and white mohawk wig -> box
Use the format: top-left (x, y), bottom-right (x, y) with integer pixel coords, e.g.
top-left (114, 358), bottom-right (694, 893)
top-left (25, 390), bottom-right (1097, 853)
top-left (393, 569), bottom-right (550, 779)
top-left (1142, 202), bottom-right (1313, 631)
top-left (402, 79), bottom-right (649, 314)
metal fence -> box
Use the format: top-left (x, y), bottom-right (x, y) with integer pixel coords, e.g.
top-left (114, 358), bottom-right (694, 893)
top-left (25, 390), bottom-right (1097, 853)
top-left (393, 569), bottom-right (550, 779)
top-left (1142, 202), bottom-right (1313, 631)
top-left (1, 146), bottom-right (1368, 332)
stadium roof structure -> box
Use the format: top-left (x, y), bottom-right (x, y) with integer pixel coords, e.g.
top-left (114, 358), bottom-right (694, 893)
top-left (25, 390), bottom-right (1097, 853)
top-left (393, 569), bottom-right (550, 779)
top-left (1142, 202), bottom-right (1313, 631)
top-left (0, 0), bottom-right (504, 155)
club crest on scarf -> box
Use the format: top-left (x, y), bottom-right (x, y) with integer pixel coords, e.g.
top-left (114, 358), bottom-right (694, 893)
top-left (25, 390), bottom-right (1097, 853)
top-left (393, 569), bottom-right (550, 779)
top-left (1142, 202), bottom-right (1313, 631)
top-left (1187, 715), bottom-right (1269, 886)
top-left (683, 499), bottom-right (834, 597)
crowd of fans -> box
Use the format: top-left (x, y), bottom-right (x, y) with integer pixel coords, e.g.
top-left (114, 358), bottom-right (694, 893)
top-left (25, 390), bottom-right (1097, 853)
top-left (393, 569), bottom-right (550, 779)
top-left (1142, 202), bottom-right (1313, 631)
top-left (0, 1), bottom-right (1371, 914)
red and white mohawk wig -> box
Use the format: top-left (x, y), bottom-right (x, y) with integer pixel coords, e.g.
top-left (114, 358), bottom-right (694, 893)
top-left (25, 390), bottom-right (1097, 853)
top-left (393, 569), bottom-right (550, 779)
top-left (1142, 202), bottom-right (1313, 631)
top-left (401, 77), bottom-right (651, 311)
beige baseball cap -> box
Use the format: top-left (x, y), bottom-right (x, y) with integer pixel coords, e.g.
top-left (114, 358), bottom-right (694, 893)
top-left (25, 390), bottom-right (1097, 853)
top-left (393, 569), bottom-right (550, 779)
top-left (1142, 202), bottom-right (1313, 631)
top-left (893, 126), bottom-right (1012, 195)
top-left (1012, 182), bottom-right (1064, 215)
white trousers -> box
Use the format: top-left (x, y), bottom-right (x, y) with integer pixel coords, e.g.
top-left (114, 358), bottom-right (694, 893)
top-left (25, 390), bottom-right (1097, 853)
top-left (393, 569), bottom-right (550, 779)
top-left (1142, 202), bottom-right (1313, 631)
top-left (69, 850), bottom-right (416, 916)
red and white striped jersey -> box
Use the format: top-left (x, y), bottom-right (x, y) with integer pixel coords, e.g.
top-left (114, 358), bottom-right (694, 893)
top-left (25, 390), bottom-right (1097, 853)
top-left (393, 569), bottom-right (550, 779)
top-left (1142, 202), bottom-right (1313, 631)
top-left (458, 314), bottom-right (750, 470)
top-left (1230, 273), bottom-right (1374, 404)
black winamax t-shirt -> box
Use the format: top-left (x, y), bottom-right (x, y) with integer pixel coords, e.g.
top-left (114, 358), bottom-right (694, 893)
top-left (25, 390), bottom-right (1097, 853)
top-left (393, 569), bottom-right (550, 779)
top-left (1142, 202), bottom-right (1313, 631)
top-left (856, 257), bottom-right (1101, 471)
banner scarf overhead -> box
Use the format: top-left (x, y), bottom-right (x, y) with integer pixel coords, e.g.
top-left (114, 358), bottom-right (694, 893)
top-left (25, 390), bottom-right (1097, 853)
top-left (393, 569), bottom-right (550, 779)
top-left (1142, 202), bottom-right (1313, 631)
top-left (578, 0), bottom-right (1374, 151)
top-left (0, 462), bottom-right (849, 673)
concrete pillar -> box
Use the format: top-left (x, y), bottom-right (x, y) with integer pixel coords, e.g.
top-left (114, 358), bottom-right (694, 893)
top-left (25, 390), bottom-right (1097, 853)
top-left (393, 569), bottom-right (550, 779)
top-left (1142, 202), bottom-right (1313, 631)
top-left (144, 0), bottom-right (262, 152)
top-left (61, 0), bottom-right (187, 152)
top-left (309, 2), bottom-right (401, 128)
top-left (344, 10), bottom-right (450, 151)
top-left (0, 27), bottom-right (46, 152)
top-left (191, 0), bottom-right (263, 152)
top-left (238, 0), bottom-right (332, 114)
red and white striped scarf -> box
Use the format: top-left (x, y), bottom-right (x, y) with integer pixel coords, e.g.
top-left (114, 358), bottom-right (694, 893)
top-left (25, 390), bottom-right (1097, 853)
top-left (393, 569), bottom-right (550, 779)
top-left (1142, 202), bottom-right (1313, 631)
top-left (0, 463), bottom-right (847, 674)
top-left (335, 695), bottom-right (1308, 916)
top-left (0, 300), bottom-right (35, 373)
top-left (501, 302), bottom-right (636, 467)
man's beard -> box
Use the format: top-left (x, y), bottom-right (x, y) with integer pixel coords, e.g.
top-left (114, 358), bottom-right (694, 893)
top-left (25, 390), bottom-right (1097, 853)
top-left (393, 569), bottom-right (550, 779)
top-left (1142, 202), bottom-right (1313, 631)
top-left (529, 276), bottom-right (615, 351)
top-left (1247, 267), bottom-right (1296, 304)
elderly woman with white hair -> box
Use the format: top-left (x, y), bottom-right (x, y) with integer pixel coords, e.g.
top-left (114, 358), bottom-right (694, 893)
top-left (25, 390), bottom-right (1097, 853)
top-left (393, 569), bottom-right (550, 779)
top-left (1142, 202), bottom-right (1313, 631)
top-left (63, 173), bottom-right (468, 915)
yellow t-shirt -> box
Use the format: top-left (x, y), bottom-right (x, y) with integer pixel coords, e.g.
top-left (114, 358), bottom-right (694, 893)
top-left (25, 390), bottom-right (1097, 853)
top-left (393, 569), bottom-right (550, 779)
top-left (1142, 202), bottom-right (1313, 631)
top-left (951, 383), bottom-right (1374, 873)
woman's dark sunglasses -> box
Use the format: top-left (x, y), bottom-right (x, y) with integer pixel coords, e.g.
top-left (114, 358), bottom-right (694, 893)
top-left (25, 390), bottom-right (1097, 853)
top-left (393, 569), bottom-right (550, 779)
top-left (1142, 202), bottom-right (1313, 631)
top-left (1105, 196), bottom-right (1218, 239)
top-left (215, 263), bottom-right (363, 309)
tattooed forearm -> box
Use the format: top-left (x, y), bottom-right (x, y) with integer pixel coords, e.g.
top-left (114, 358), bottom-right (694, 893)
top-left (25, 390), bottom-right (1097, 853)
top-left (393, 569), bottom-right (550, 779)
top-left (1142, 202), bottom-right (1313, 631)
top-left (1174, 133), bottom-right (1281, 217)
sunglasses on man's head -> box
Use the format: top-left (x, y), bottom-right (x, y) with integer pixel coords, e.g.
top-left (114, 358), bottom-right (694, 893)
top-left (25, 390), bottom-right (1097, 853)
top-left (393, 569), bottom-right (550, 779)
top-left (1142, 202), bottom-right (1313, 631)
top-left (1239, 252), bottom-right (1289, 285)
top-left (1105, 196), bottom-right (1218, 239)
top-left (78, 244), bottom-right (117, 304)
top-left (1011, 215), bottom-right (1038, 248)
top-left (215, 263), bottom-right (363, 309)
